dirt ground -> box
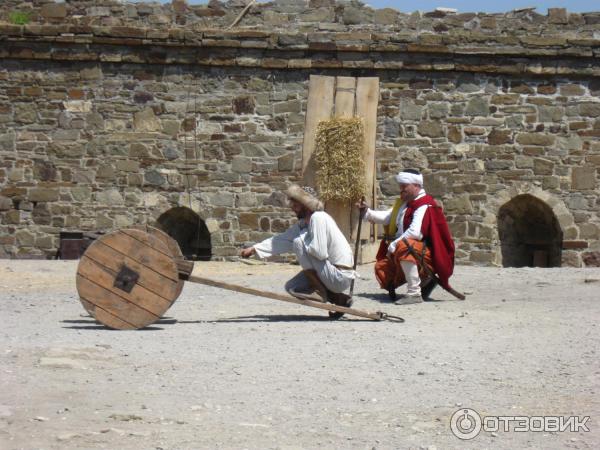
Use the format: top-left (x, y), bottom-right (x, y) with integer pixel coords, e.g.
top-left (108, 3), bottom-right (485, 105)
top-left (0, 258), bottom-right (599, 450)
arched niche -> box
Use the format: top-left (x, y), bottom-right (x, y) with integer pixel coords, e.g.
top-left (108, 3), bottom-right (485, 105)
top-left (156, 207), bottom-right (211, 261)
top-left (497, 194), bottom-right (562, 267)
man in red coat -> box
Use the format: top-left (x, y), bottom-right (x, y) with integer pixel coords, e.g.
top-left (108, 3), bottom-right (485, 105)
top-left (359, 169), bottom-right (456, 304)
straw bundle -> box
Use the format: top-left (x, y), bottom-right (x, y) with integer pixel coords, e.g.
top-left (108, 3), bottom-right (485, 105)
top-left (314, 117), bottom-right (366, 202)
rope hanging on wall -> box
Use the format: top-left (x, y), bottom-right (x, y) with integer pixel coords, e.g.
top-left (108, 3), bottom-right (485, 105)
top-left (314, 117), bottom-right (367, 202)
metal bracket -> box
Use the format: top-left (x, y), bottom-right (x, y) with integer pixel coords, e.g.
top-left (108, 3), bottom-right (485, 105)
top-left (114, 265), bottom-right (139, 293)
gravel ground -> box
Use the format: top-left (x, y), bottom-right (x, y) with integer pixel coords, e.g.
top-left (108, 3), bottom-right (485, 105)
top-left (0, 259), bottom-right (599, 450)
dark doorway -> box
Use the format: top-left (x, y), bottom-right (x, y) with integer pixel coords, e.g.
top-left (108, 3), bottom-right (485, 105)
top-left (498, 194), bottom-right (562, 267)
top-left (156, 207), bottom-right (211, 261)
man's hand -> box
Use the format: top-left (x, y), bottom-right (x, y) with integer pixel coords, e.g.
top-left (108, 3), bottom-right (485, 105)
top-left (240, 247), bottom-right (256, 258)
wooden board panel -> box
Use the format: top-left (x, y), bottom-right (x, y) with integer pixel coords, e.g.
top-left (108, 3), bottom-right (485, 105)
top-left (354, 77), bottom-right (380, 241)
top-left (325, 76), bottom-right (358, 239)
top-left (77, 275), bottom-right (159, 329)
top-left (75, 229), bottom-right (180, 330)
top-left (302, 75), bottom-right (335, 188)
top-left (132, 225), bottom-right (186, 298)
top-left (334, 76), bottom-right (357, 118)
top-left (77, 256), bottom-right (174, 316)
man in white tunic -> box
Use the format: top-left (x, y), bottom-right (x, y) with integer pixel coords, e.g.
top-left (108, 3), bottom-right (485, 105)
top-left (240, 184), bottom-right (355, 317)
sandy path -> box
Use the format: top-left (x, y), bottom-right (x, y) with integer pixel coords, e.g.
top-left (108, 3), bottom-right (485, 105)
top-left (0, 259), bottom-right (599, 449)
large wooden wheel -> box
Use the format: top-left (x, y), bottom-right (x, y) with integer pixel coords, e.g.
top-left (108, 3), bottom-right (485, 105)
top-left (76, 228), bottom-right (181, 329)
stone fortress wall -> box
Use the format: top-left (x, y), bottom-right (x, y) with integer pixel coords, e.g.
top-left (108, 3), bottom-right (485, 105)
top-left (0, 0), bottom-right (599, 267)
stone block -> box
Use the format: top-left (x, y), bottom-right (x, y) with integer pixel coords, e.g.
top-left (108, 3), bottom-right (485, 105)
top-left (239, 212), bottom-right (259, 230)
top-left (571, 166), bottom-right (596, 189)
top-left (469, 251), bottom-right (494, 264)
top-left (210, 192), bottom-right (234, 207)
top-left (134, 108), bottom-right (161, 132)
top-left (561, 251), bottom-right (582, 267)
top-left (516, 133), bottom-right (555, 146)
top-left (278, 154), bottom-right (294, 172)
top-left (144, 170), bottom-right (166, 186)
top-left (538, 106), bottom-right (564, 122)
top-left (417, 121), bottom-right (444, 138)
top-left (444, 194), bottom-right (473, 214)
top-left (559, 84), bottom-right (585, 96)
top-left (533, 158), bottom-right (554, 175)
top-left (579, 103), bottom-right (600, 117)
top-left (41, 3), bottom-right (67, 19)
top-left (28, 189), bottom-right (59, 203)
top-left (0, 196), bottom-right (12, 211)
top-left (237, 192), bottom-right (257, 208)
top-left (233, 96), bottom-right (255, 114)
top-left (232, 157), bottom-right (253, 173)
top-left (582, 251), bottom-right (600, 267)
top-left (487, 129), bottom-right (512, 145)
top-left (548, 8), bottom-right (568, 24)
top-left (96, 189), bottom-right (124, 205)
top-left (465, 97), bottom-right (489, 116)
top-left (400, 100), bottom-right (423, 121)
top-left (15, 230), bottom-right (35, 246)
top-left (4, 210), bottom-right (21, 224)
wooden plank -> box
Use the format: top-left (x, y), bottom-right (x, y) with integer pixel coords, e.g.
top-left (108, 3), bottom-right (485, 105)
top-left (77, 275), bottom-right (160, 329)
top-left (86, 240), bottom-right (179, 301)
top-left (99, 230), bottom-right (179, 282)
top-left (77, 256), bottom-right (174, 316)
top-left (325, 76), bottom-right (358, 239)
top-left (80, 297), bottom-right (137, 330)
top-left (132, 225), bottom-right (186, 298)
top-left (333, 76), bottom-right (357, 118)
top-left (188, 275), bottom-right (383, 321)
top-left (354, 77), bottom-right (379, 241)
top-left (302, 75), bottom-right (335, 188)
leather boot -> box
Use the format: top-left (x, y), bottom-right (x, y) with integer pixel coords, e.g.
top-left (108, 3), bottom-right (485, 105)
top-left (302, 269), bottom-right (329, 302)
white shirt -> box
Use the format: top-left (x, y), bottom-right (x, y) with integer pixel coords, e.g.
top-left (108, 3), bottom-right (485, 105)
top-left (253, 211), bottom-right (354, 267)
top-left (364, 189), bottom-right (428, 253)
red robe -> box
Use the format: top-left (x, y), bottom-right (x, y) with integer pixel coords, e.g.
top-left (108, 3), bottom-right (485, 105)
top-left (403, 194), bottom-right (455, 289)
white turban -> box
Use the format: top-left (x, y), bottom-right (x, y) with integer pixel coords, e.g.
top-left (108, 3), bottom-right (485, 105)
top-left (395, 171), bottom-right (423, 186)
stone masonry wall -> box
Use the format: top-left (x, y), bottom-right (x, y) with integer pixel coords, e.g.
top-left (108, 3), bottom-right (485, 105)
top-left (0, 0), bottom-right (599, 266)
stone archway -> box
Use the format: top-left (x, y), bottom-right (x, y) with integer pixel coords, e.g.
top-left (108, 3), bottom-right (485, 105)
top-left (497, 194), bottom-right (562, 267)
top-left (156, 207), bottom-right (211, 261)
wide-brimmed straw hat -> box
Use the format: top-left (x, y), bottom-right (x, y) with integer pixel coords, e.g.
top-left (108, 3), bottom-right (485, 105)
top-left (285, 184), bottom-right (324, 212)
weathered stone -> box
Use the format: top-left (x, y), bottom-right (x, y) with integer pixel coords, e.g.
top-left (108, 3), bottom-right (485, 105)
top-left (487, 129), bottom-right (512, 145)
top-left (70, 187), bottom-right (91, 203)
top-left (232, 96), bottom-right (255, 114)
top-left (400, 100), bottom-right (423, 121)
top-left (239, 212), bottom-right (259, 230)
top-left (548, 8), bottom-right (568, 24)
top-left (95, 189), bottom-right (124, 205)
top-left (582, 251), bottom-right (600, 267)
top-left (0, 196), bottom-right (12, 211)
top-left (571, 166), bottom-right (596, 190)
top-left (134, 108), bottom-right (161, 132)
top-left (144, 170), bottom-right (166, 186)
top-left (579, 103), bottom-right (600, 117)
top-left (210, 192), bottom-right (234, 207)
top-left (516, 133), bottom-right (555, 146)
top-left (448, 126), bottom-right (462, 144)
top-left (278, 154), bottom-right (294, 172)
top-left (0, 130), bottom-right (16, 151)
top-left (532, 158), bottom-right (554, 175)
top-left (465, 97), bottom-right (489, 116)
top-left (28, 189), bottom-right (59, 203)
top-left (232, 157), bottom-right (253, 173)
top-left (444, 194), bottom-right (473, 214)
top-left (417, 121), bottom-right (444, 138)
top-left (41, 3), bottom-right (67, 19)
top-left (15, 229), bottom-right (35, 246)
